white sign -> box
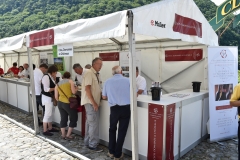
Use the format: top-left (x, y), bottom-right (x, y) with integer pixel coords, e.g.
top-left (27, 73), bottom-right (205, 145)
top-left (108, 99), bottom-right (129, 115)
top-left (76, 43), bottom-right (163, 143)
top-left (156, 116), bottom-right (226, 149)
top-left (119, 51), bottom-right (141, 77)
top-left (57, 43), bottom-right (73, 57)
top-left (208, 46), bottom-right (238, 142)
top-left (39, 52), bottom-right (48, 64)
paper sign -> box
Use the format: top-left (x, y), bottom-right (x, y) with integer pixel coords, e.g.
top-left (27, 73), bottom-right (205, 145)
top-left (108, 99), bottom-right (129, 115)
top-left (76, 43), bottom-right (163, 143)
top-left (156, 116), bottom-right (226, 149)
top-left (57, 43), bottom-right (73, 57)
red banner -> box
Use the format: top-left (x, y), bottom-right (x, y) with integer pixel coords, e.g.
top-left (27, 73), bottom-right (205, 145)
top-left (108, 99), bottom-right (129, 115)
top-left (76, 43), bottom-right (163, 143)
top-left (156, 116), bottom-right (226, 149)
top-left (166, 103), bottom-right (176, 160)
top-left (216, 105), bottom-right (232, 110)
top-left (99, 52), bottom-right (119, 61)
top-left (165, 49), bottom-right (203, 61)
top-left (29, 29), bottom-right (54, 48)
top-left (148, 103), bottom-right (164, 160)
top-left (173, 14), bottom-right (202, 38)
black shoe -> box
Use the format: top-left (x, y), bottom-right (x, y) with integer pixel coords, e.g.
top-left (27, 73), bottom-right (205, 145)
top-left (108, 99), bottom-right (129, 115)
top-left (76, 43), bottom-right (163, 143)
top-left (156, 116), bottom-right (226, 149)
top-left (43, 131), bottom-right (53, 136)
top-left (48, 128), bottom-right (59, 132)
top-left (52, 124), bottom-right (57, 127)
top-left (88, 146), bottom-right (103, 152)
top-left (38, 121), bottom-right (43, 126)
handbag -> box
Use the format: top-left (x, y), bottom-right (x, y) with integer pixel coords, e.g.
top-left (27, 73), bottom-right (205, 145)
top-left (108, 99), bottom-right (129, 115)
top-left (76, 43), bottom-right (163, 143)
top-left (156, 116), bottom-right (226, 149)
top-left (57, 83), bottom-right (81, 110)
top-left (50, 92), bottom-right (58, 106)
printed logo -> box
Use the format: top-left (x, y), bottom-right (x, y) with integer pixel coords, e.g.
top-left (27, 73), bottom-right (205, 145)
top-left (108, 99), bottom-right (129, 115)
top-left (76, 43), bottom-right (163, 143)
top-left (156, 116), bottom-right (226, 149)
top-left (151, 20), bottom-right (166, 28)
top-left (170, 108), bottom-right (172, 113)
top-left (154, 108), bottom-right (158, 113)
top-left (49, 35), bottom-right (52, 39)
top-left (220, 50), bottom-right (227, 58)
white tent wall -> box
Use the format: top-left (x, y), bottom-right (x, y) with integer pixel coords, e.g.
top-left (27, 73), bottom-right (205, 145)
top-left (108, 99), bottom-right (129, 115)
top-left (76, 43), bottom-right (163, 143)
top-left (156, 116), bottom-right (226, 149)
top-left (4, 54), bottom-right (18, 72)
top-left (160, 45), bottom-right (208, 93)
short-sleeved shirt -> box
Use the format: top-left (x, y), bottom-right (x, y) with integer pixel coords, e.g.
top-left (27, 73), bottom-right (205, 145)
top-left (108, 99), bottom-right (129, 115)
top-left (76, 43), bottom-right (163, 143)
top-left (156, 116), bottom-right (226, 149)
top-left (0, 68), bottom-right (4, 75)
top-left (22, 69), bottom-right (29, 77)
top-left (136, 75), bottom-right (147, 95)
top-left (9, 67), bottom-right (19, 75)
top-left (102, 74), bottom-right (130, 107)
top-left (230, 84), bottom-right (240, 102)
top-left (81, 67), bottom-right (101, 106)
top-left (58, 79), bottom-right (72, 103)
top-left (34, 68), bottom-right (44, 95)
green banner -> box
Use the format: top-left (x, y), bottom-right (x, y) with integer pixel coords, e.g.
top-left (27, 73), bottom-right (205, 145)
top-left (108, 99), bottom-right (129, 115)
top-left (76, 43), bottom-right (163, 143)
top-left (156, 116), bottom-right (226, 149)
top-left (52, 45), bottom-right (65, 75)
top-left (210, 0), bottom-right (240, 31)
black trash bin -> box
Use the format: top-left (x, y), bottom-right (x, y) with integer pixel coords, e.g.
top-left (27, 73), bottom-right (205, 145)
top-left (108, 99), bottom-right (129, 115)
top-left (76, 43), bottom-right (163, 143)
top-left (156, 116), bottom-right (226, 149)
top-left (192, 81), bottom-right (201, 92)
top-left (151, 87), bottom-right (161, 101)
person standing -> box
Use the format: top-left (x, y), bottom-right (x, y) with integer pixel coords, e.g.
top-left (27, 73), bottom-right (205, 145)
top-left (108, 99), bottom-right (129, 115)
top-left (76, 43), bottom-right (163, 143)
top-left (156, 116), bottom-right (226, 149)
top-left (22, 63), bottom-right (30, 78)
top-left (102, 66), bottom-right (130, 160)
top-left (230, 84), bottom-right (240, 159)
top-left (73, 63), bottom-right (87, 85)
top-left (136, 67), bottom-right (147, 95)
top-left (41, 65), bottom-right (59, 136)
top-left (55, 72), bottom-right (78, 140)
top-left (7, 62), bottom-right (19, 76)
top-left (34, 64), bottom-right (48, 125)
top-left (81, 57), bottom-right (103, 152)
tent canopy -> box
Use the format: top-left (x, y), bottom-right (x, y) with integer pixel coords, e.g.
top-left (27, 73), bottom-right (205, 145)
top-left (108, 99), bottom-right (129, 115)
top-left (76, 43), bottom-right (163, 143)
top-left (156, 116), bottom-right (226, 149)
top-left (0, 0), bottom-right (218, 54)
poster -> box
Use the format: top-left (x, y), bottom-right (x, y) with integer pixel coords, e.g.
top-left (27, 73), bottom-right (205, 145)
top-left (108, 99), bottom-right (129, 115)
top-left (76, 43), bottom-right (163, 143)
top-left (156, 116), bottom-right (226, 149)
top-left (54, 58), bottom-right (64, 71)
top-left (57, 43), bottom-right (73, 57)
top-left (119, 51), bottom-right (141, 77)
top-left (148, 103), bottom-right (164, 160)
top-left (39, 52), bottom-right (48, 64)
top-left (208, 46), bottom-right (238, 142)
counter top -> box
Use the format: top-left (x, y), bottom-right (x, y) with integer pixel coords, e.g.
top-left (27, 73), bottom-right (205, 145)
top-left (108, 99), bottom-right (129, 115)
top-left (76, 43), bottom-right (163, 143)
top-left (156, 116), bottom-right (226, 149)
top-left (0, 77), bottom-right (30, 86)
top-left (137, 89), bottom-right (208, 106)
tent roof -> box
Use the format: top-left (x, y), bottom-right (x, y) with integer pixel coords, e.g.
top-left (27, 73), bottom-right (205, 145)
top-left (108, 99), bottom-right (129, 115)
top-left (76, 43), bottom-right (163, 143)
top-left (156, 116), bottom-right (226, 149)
top-left (0, 0), bottom-right (218, 54)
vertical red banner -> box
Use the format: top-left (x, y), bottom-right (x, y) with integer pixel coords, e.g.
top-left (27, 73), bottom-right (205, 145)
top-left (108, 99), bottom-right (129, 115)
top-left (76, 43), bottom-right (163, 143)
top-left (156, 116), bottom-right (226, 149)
top-left (166, 103), bottom-right (176, 160)
top-left (148, 103), bottom-right (164, 160)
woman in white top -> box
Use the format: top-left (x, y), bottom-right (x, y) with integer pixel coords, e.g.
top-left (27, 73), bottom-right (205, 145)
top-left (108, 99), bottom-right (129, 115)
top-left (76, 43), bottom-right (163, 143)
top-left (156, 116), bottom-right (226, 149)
top-left (41, 65), bottom-right (59, 136)
top-left (17, 66), bottom-right (24, 77)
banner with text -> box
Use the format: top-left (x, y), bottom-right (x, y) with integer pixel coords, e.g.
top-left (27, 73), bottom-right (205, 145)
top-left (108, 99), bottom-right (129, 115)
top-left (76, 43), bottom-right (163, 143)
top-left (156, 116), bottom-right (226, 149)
top-left (148, 103), bottom-right (164, 160)
top-left (208, 46), bottom-right (238, 142)
top-left (165, 49), bottom-right (203, 61)
top-left (166, 103), bottom-right (175, 160)
top-left (57, 43), bottom-right (73, 57)
top-left (119, 51), bottom-right (141, 78)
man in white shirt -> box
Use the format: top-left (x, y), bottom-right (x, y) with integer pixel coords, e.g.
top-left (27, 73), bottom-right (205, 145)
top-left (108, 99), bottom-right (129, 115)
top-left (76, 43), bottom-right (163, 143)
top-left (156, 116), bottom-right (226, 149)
top-left (73, 63), bottom-right (87, 85)
top-left (136, 67), bottom-right (147, 95)
top-left (34, 64), bottom-right (48, 125)
top-left (22, 63), bottom-right (30, 78)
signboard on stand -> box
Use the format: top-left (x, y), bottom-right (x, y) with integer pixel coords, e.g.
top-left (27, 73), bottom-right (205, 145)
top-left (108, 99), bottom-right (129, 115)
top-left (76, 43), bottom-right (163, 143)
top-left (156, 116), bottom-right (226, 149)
top-left (57, 43), bottom-right (73, 57)
top-left (208, 46), bottom-right (238, 142)
top-left (119, 51), bottom-right (141, 77)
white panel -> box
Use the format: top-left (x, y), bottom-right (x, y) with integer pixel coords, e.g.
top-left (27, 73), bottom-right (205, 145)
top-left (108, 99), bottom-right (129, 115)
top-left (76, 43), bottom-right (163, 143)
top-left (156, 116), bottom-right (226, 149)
top-left (0, 54), bottom-right (4, 71)
top-left (99, 100), bottom-right (110, 142)
top-left (17, 84), bottom-right (29, 112)
top-left (75, 112), bottom-right (82, 132)
top-left (7, 82), bottom-right (17, 107)
top-left (181, 100), bottom-right (202, 151)
top-left (0, 80), bottom-right (8, 102)
top-left (202, 97), bottom-right (209, 136)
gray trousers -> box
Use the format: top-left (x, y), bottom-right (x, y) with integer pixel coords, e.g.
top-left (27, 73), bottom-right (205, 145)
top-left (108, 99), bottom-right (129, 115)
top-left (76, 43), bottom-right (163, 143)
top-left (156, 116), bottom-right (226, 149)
top-left (84, 103), bottom-right (99, 148)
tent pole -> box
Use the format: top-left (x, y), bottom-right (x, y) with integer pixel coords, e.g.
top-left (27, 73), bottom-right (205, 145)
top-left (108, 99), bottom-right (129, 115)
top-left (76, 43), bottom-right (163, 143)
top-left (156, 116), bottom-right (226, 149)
top-left (127, 10), bottom-right (139, 160)
top-left (27, 47), bottom-right (39, 134)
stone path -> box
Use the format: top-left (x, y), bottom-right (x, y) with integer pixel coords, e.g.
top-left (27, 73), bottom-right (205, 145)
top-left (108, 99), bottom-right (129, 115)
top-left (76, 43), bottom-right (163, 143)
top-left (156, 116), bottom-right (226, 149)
top-left (0, 102), bottom-right (239, 160)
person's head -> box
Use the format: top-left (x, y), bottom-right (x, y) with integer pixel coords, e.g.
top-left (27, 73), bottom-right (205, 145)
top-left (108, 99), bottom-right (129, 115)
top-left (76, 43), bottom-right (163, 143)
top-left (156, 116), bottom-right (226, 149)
top-left (229, 84), bottom-right (233, 93)
top-left (18, 66), bottom-right (24, 72)
top-left (136, 67), bottom-right (139, 77)
top-left (112, 66), bottom-right (122, 75)
top-left (48, 65), bottom-right (58, 77)
top-left (219, 85), bottom-right (223, 92)
top-left (92, 57), bottom-right (103, 72)
top-left (62, 71), bottom-right (71, 79)
top-left (39, 64), bottom-right (48, 74)
top-left (85, 64), bottom-right (91, 69)
top-left (33, 64), bottom-right (36, 70)
top-left (23, 63), bottom-right (29, 69)
top-left (73, 63), bottom-right (83, 75)
top-left (13, 62), bottom-right (17, 67)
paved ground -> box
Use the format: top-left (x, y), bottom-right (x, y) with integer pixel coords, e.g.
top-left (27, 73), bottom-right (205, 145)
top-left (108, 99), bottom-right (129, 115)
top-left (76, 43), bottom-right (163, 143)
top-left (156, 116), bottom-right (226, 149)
top-left (0, 102), bottom-right (239, 160)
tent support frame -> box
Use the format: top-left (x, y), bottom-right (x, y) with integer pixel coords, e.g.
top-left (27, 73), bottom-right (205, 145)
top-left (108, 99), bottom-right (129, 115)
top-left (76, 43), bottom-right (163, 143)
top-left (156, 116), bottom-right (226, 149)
top-left (128, 10), bottom-right (139, 160)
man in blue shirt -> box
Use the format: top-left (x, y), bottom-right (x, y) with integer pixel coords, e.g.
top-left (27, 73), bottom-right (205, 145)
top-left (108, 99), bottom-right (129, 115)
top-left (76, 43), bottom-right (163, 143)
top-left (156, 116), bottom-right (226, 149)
top-left (102, 66), bottom-right (131, 160)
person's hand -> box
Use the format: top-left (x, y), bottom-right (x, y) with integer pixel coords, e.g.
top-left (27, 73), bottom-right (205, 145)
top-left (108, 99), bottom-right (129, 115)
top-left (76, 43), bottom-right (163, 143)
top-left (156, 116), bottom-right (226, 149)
top-left (93, 102), bottom-right (99, 111)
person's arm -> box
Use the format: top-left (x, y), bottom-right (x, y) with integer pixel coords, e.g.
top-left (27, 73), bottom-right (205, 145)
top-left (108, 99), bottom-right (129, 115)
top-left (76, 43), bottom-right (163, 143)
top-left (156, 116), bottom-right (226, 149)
top-left (137, 77), bottom-right (146, 95)
top-left (42, 75), bottom-right (55, 92)
top-left (230, 85), bottom-right (240, 107)
top-left (85, 85), bottom-right (99, 111)
top-left (102, 81), bottom-right (107, 100)
top-left (54, 86), bottom-right (59, 101)
top-left (69, 79), bottom-right (78, 94)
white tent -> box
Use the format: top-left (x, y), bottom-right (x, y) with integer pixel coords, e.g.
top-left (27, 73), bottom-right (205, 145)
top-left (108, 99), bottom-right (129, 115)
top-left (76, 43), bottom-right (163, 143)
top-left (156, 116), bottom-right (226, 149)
top-left (0, 0), bottom-right (218, 158)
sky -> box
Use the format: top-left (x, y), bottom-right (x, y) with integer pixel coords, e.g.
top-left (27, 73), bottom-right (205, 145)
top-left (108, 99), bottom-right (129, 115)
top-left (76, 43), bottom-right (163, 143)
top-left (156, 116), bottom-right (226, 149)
top-left (211, 0), bottom-right (240, 14)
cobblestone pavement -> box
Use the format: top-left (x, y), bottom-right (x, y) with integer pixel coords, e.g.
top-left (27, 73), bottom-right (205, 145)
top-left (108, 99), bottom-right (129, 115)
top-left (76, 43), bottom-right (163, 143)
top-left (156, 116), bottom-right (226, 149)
top-left (0, 102), bottom-right (239, 160)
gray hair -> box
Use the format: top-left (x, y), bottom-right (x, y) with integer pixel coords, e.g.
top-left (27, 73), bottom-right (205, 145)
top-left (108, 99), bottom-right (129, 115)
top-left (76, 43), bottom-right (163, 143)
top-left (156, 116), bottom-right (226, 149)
top-left (112, 66), bottom-right (122, 75)
top-left (85, 64), bottom-right (91, 69)
top-left (72, 63), bottom-right (82, 69)
top-left (92, 57), bottom-right (102, 65)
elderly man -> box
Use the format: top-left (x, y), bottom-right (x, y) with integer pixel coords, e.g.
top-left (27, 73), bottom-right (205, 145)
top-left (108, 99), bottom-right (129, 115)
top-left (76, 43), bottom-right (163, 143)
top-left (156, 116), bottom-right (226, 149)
top-left (73, 63), bottom-right (87, 85)
top-left (85, 64), bottom-right (92, 69)
top-left (136, 67), bottom-right (147, 95)
top-left (81, 57), bottom-right (103, 152)
top-left (21, 63), bottom-right (30, 78)
top-left (102, 66), bottom-right (130, 160)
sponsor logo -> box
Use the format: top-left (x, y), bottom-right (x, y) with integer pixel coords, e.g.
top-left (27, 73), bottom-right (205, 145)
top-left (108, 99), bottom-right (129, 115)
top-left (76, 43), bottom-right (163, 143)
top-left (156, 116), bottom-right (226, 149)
top-left (154, 108), bottom-right (158, 113)
top-left (170, 108), bottom-right (172, 113)
top-left (151, 20), bottom-right (166, 28)
top-left (220, 50), bottom-right (227, 58)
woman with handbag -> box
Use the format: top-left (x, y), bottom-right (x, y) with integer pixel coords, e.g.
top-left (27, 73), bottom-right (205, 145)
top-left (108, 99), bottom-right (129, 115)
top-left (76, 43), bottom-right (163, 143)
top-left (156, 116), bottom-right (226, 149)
top-left (55, 71), bottom-right (78, 140)
top-left (41, 65), bottom-right (59, 136)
